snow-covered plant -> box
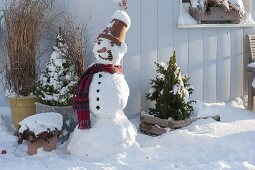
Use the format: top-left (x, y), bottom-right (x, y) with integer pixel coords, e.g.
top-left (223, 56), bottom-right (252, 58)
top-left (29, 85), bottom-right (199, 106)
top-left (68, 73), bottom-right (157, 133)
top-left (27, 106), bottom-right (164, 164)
top-left (190, 0), bottom-right (207, 12)
top-left (17, 127), bottom-right (60, 144)
top-left (146, 51), bottom-right (195, 120)
top-left (35, 28), bottom-right (78, 106)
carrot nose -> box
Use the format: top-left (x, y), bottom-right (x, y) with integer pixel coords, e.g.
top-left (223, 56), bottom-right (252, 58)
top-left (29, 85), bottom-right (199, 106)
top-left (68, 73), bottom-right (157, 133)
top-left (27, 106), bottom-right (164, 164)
top-left (97, 47), bottom-right (106, 53)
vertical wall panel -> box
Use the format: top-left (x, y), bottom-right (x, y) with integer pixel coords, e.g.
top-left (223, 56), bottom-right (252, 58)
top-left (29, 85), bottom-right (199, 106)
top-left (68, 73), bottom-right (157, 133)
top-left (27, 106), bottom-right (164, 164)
top-left (230, 28), bottom-right (244, 99)
top-left (188, 29), bottom-right (204, 100)
top-left (140, 0), bottom-right (158, 111)
top-left (203, 29), bottom-right (217, 102)
top-left (217, 28), bottom-right (231, 101)
top-left (173, 0), bottom-right (189, 75)
top-left (123, 0), bottom-right (141, 116)
top-left (157, 0), bottom-right (174, 63)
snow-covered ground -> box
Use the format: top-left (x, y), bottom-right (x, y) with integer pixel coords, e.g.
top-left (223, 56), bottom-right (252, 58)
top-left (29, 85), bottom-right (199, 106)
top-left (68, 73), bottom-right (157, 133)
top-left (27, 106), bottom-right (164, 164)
top-left (1, 96), bottom-right (255, 170)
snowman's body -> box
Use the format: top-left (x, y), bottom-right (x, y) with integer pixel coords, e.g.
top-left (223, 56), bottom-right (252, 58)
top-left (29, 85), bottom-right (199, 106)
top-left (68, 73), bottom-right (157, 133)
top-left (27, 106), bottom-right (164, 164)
top-left (89, 71), bottom-right (129, 117)
top-left (68, 10), bottom-right (137, 160)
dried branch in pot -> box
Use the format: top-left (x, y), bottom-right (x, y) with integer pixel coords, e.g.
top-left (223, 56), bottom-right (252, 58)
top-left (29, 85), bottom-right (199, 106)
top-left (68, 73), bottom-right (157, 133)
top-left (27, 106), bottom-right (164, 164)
top-left (61, 17), bottom-right (87, 77)
top-left (2, 0), bottom-right (58, 96)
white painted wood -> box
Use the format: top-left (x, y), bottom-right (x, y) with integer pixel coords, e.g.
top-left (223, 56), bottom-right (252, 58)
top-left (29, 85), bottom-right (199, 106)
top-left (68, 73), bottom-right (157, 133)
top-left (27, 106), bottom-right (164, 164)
top-left (174, 0), bottom-right (189, 75)
top-left (157, 0), bottom-right (174, 63)
top-left (188, 29), bottom-right (203, 100)
top-left (123, 0), bottom-right (141, 116)
top-left (140, 0), bottom-right (158, 111)
top-left (203, 29), bottom-right (217, 102)
top-left (230, 28), bottom-right (244, 99)
top-left (217, 28), bottom-right (231, 101)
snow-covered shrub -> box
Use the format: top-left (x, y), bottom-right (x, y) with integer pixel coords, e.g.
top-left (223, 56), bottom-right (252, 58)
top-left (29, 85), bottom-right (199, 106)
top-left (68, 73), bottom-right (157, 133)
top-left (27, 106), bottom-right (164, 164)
top-left (146, 51), bottom-right (195, 120)
top-left (190, 0), bottom-right (208, 12)
top-left (35, 28), bottom-right (78, 106)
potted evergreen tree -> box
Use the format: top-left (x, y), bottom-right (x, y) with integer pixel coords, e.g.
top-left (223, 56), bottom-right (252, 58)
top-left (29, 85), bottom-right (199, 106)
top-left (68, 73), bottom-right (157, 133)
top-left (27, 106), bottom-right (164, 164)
top-left (140, 51), bottom-right (195, 135)
top-left (35, 27), bottom-right (78, 143)
top-left (146, 51), bottom-right (194, 120)
top-left (2, 0), bottom-right (53, 131)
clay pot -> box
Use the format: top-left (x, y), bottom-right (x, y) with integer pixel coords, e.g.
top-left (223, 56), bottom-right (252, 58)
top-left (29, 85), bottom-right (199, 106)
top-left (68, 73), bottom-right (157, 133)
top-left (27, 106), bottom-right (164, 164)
top-left (27, 135), bottom-right (57, 155)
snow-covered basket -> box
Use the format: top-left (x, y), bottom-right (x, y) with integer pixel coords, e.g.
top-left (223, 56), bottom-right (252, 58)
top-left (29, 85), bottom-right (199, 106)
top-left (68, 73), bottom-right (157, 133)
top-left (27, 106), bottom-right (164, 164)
top-left (17, 112), bottom-right (63, 155)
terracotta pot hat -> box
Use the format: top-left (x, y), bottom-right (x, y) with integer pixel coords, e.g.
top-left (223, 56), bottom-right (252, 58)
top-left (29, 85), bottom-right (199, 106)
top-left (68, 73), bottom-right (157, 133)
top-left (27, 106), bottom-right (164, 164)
top-left (97, 10), bottom-right (131, 46)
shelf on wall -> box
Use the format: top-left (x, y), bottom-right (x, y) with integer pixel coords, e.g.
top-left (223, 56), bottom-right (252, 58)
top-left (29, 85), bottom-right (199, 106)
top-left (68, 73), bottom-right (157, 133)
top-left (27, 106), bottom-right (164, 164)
top-left (178, 23), bottom-right (255, 28)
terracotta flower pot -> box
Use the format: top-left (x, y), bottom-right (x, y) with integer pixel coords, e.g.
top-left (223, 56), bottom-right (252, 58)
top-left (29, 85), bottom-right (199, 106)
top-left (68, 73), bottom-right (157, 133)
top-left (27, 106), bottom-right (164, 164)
top-left (27, 134), bottom-right (58, 155)
top-left (8, 96), bottom-right (36, 131)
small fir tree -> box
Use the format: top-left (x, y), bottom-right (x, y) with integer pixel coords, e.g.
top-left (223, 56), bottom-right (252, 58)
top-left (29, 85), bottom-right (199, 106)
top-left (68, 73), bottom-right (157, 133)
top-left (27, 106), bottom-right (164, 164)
top-left (36, 28), bottom-right (78, 106)
top-left (146, 51), bottom-right (195, 120)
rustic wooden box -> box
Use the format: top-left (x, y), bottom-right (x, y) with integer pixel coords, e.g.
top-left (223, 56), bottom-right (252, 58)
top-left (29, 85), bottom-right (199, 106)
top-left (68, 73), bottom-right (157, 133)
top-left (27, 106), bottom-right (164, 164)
top-left (189, 7), bottom-right (241, 24)
top-left (139, 112), bottom-right (220, 136)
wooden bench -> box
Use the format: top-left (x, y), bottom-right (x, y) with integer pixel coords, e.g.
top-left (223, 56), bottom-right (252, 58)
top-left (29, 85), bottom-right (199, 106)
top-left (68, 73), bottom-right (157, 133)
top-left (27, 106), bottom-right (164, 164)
top-left (246, 35), bottom-right (255, 111)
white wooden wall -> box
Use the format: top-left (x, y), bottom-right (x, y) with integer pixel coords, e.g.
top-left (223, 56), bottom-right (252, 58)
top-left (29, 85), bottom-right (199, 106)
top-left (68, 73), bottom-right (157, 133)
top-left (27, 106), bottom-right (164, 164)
top-left (1, 0), bottom-right (255, 118)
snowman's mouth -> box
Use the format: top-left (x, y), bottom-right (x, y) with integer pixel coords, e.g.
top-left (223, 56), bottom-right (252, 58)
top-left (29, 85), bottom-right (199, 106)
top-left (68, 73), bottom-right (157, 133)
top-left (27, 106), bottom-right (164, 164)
top-left (99, 50), bottom-right (113, 61)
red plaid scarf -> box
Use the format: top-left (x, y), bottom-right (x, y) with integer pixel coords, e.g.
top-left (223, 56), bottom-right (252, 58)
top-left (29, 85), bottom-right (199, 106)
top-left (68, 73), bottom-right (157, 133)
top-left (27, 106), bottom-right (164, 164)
top-left (73, 63), bottom-right (123, 129)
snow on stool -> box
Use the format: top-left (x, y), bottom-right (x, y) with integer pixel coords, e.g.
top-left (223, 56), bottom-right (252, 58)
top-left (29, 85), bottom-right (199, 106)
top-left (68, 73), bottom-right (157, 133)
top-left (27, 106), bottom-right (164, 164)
top-left (17, 112), bottom-right (63, 155)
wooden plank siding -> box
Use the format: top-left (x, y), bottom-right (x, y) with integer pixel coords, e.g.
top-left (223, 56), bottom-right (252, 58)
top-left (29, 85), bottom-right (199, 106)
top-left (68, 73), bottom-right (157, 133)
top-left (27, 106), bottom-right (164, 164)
top-left (1, 0), bottom-right (255, 118)
top-left (203, 29), bottom-right (217, 102)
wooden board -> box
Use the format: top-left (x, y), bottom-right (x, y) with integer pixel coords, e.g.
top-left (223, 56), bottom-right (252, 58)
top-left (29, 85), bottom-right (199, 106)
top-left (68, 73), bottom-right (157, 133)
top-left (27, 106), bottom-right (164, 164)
top-left (140, 122), bottom-right (166, 136)
top-left (140, 113), bottom-right (220, 136)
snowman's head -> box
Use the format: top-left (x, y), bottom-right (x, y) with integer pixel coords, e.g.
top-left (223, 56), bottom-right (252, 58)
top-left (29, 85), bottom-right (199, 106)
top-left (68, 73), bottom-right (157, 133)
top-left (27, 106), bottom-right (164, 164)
top-left (93, 38), bottom-right (127, 65)
top-left (93, 10), bottom-right (131, 65)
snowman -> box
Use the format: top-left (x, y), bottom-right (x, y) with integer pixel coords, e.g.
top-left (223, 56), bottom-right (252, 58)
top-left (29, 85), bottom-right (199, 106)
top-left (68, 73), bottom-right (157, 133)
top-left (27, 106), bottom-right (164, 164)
top-left (67, 10), bottom-right (137, 160)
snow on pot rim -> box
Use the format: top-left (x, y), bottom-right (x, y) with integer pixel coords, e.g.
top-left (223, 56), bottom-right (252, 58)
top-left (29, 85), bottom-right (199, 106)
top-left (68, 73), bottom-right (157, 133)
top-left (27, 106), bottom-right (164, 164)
top-left (18, 112), bottom-right (63, 135)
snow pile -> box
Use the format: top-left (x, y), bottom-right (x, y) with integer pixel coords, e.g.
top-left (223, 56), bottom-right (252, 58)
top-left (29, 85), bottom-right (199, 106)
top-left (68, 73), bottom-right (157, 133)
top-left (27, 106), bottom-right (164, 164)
top-left (67, 111), bottom-right (137, 161)
top-left (18, 112), bottom-right (63, 135)
top-left (190, 0), bottom-right (206, 12)
top-left (0, 116), bottom-right (15, 144)
top-left (178, 3), bottom-right (197, 25)
top-left (0, 97), bottom-right (255, 169)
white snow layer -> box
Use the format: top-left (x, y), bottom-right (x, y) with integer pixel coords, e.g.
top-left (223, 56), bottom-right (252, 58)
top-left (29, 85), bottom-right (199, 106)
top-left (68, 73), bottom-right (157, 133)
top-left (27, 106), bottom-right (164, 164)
top-left (18, 112), bottom-right (63, 135)
top-left (178, 3), bottom-right (200, 25)
top-left (1, 97), bottom-right (255, 169)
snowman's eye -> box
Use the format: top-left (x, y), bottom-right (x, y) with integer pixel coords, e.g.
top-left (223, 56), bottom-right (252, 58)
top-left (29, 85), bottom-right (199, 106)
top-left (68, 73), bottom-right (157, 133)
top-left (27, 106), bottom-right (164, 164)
top-left (110, 42), bottom-right (114, 47)
top-left (97, 41), bottom-right (101, 45)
